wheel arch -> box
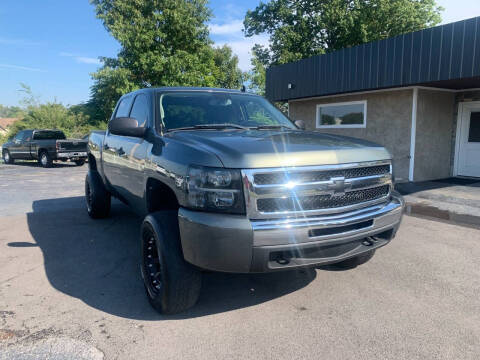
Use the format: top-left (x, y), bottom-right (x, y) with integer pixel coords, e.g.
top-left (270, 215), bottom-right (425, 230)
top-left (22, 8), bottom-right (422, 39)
top-left (146, 178), bottom-right (180, 213)
top-left (88, 153), bottom-right (97, 171)
top-left (37, 148), bottom-right (48, 157)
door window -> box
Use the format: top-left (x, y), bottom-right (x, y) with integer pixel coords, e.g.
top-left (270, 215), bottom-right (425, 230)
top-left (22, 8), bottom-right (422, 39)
top-left (115, 97), bottom-right (133, 118)
top-left (22, 130), bottom-right (33, 141)
top-left (13, 131), bottom-right (24, 141)
top-left (129, 94), bottom-right (149, 127)
top-left (468, 112), bottom-right (480, 143)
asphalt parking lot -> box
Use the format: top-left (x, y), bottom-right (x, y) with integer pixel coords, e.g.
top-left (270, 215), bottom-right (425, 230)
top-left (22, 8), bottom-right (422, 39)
top-left (0, 162), bottom-right (479, 359)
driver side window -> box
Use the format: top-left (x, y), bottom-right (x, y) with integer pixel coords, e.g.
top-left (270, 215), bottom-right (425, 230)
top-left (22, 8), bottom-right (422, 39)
top-left (13, 131), bottom-right (24, 141)
top-left (115, 96), bottom-right (133, 118)
top-left (129, 94), bottom-right (149, 127)
top-left (22, 130), bottom-right (33, 141)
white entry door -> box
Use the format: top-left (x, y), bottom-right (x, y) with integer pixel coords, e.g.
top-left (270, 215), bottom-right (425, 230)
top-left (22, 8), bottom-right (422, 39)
top-left (456, 102), bottom-right (480, 177)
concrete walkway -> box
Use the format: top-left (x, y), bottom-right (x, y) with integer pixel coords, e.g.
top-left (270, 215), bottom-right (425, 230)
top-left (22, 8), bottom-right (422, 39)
top-left (396, 178), bottom-right (480, 228)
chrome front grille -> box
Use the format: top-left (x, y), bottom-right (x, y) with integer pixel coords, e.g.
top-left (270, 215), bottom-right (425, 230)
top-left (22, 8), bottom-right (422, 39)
top-left (253, 164), bottom-right (391, 185)
top-left (242, 161), bottom-right (392, 219)
top-left (257, 185), bottom-right (390, 213)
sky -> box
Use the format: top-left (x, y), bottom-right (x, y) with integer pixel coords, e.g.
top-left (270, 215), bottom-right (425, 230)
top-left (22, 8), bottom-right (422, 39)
top-left (0, 0), bottom-right (479, 107)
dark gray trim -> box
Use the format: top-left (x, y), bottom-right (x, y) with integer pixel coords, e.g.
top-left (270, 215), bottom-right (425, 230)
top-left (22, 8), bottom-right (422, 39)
top-left (266, 17), bottom-right (480, 102)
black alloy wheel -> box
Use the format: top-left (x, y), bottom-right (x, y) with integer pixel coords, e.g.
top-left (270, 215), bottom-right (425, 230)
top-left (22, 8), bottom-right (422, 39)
top-left (142, 225), bottom-right (163, 296)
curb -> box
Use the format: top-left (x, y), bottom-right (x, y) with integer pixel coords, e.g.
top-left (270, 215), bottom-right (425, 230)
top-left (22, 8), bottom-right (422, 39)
top-left (404, 201), bottom-right (480, 229)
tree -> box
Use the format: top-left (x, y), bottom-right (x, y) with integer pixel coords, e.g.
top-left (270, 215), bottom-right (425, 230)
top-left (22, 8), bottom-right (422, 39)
top-left (0, 84), bottom-right (99, 143)
top-left (0, 105), bottom-right (23, 118)
top-left (244, 0), bottom-right (443, 75)
top-left (246, 45), bottom-right (267, 95)
top-left (89, 0), bottom-right (244, 121)
top-left (2, 102), bottom-right (95, 141)
top-left (89, 66), bottom-right (138, 122)
top-left (18, 83), bottom-right (40, 109)
top-left (211, 45), bottom-right (244, 90)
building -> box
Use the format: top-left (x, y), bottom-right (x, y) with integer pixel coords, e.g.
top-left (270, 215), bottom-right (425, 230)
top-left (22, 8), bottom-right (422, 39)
top-left (0, 118), bottom-right (20, 136)
top-left (266, 17), bottom-right (480, 182)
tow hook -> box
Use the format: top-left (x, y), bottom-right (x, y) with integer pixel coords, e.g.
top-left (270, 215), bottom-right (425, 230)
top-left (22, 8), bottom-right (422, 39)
top-left (276, 258), bottom-right (290, 265)
top-left (362, 239), bottom-right (374, 246)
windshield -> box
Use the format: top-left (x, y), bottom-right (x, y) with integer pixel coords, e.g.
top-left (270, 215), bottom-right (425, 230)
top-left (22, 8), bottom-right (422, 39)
top-left (158, 92), bottom-right (295, 131)
top-left (33, 130), bottom-right (66, 140)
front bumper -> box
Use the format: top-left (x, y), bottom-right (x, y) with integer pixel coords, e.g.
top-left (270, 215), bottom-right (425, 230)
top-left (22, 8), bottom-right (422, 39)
top-left (178, 192), bottom-right (404, 273)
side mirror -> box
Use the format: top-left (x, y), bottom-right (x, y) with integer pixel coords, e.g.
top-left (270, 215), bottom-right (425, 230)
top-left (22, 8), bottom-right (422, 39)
top-left (294, 119), bottom-right (306, 130)
top-left (109, 117), bottom-right (146, 138)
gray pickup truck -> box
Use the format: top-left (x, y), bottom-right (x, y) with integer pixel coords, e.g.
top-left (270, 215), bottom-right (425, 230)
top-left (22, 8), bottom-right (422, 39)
top-left (86, 87), bottom-right (404, 314)
top-left (2, 129), bottom-right (88, 167)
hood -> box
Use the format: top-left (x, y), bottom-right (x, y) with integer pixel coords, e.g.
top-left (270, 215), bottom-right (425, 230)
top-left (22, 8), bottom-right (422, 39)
top-left (166, 129), bottom-right (391, 168)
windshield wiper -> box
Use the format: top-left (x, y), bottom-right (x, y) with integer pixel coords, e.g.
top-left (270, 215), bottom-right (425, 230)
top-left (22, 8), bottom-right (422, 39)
top-left (251, 124), bottom-right (292, 130)
top-left (167, 123), bottom-right (250, 132)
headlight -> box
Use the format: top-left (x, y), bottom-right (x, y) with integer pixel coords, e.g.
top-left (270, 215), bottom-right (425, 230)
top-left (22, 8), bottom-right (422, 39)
top-left (186, 166), bottom-right (245, 214)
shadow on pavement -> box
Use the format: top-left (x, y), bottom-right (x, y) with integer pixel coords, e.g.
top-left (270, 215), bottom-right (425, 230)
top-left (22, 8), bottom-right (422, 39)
top-left (396, 177), bottom-right (480, 196)
top-left (4, 161), bottom-right (80, 168)
top-left (24, 196), bottom-right (316, 320)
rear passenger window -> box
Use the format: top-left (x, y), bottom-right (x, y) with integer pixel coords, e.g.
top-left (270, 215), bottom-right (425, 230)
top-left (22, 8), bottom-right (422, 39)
top-left (115, 97), bottom-right (133, 118)
top-left (33, 131), bottom-right (66, 140)
top-left (129, 94), bottom-right (149, 127)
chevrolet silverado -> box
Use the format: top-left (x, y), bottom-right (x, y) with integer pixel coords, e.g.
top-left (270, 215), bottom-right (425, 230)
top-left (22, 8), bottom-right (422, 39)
top-left (2, 129), bottom-right (87, 167)
top-left (86, 87), bottom-right (404, 314)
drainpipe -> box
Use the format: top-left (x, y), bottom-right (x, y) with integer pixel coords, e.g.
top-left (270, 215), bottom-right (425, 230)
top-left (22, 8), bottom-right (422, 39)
top-left (409, 87), bottom-right (418, 182)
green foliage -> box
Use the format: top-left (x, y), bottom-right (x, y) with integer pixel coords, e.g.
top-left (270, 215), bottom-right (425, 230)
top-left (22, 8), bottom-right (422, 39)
top-left (211, 45), bottom-right (245, 90)
top-left (244, 0), bottom-right (443, 92)
top-left (2, 102), bottom-right (96, 142)
top-left (0, 105), bottom-right (23, 118)
top-left (0, 84), bottom-right (102, 143)
top-left (89, 66), bottom-right (139, 122)
top-left (18, 83), bottom-right (41, 109)
top-left (88, 0), bottom-right (245, 121)
top-left (246, 45), bottom-right (267, 95)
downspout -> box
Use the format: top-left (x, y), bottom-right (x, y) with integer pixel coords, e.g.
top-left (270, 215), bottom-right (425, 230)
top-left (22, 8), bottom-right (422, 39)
top-left (409, 87), bottom-right (419, 182)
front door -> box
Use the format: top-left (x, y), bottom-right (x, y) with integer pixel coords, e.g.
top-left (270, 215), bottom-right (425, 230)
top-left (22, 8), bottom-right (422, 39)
top-left (457, 102), bottom-right (480, 177)
top-left (9, 131), bottom-right (25, 158)
top-left (19, 130), bottom-right (33, 159)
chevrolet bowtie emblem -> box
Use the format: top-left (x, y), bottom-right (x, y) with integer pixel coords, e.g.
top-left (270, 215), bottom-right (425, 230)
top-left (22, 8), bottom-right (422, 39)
top-left (326, 177), bottom-right (351, 197)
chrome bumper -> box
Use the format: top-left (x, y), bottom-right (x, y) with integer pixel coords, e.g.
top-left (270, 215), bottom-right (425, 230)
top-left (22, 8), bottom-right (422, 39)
top-left (56, 151), bottom-right (87, 159)
top-left (251, 194), bottom-right (404, 246)
top-left (179, 192), bottom-right (404, 273)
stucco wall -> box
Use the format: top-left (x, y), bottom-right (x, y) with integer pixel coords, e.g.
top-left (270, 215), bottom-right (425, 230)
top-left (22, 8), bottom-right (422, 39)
top-left (414, 90), bottom-right (455, 181)
top-left (289, 90), bottom-right (413, 182)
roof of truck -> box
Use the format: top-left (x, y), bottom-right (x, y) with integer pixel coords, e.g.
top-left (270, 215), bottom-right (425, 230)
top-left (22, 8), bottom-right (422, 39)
top-left (17, 129), bottom-right (64, 133)
top-left (130, 87), bottom-right (259, 95)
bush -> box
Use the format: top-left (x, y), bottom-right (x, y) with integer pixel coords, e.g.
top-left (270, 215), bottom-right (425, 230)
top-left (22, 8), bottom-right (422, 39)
top-left (1, 101), bottom-right (106, 143)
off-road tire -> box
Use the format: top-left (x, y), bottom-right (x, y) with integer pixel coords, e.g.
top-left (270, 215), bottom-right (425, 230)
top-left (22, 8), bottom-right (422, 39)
top-left (141, 211), bottom-right (202, 314)
top-left (75, 159), bottom-right (86, 166)
top-left (38, 151), bottom-right (53, 168)
top-left (85, 171), bottom-right (111, 219)
top-left (332, 249), bottom-right (376, 270)
top-left (2, 150), bottom-right (14, 164)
